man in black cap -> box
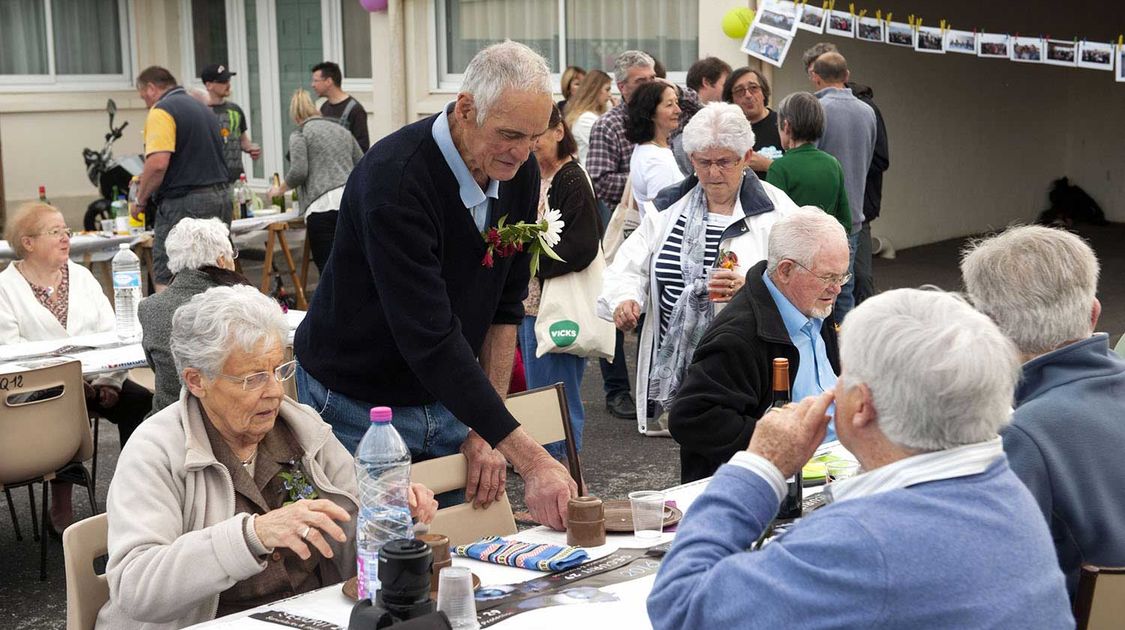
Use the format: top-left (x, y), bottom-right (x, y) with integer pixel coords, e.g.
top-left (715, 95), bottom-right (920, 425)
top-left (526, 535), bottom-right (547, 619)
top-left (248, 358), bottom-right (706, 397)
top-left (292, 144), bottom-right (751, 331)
top-left (201, 63), bottom-right (261, 182)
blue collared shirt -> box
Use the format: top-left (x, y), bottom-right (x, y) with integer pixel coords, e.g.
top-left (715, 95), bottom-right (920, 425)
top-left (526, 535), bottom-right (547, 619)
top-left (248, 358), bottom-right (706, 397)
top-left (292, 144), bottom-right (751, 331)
top-left (432, 102), bottom-right (499, 232)
top-left (763, 272), bottom-right (838, 442)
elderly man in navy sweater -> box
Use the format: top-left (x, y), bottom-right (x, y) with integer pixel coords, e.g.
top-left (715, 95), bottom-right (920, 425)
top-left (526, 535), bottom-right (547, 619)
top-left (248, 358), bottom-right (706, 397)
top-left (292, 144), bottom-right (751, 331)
top-left (963, 225), bottom-right (1125, 596)
top-left (649, 289), bottom-right (1072, 628)
top-left (294, 41), bottom-right (577, 529)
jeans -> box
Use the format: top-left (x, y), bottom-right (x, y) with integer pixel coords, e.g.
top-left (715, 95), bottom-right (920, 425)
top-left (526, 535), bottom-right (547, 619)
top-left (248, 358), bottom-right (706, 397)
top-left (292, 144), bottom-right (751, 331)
top-left (853, 222), bottom-right (875, 306)
top-left (517, 316), bottom-right (586, 459)
top-left (305, 210), bottom-right (338, 274)
top-left (834, 230), bottom-right (860, 326)
top-left (599, 330), bottom-right (630, 398)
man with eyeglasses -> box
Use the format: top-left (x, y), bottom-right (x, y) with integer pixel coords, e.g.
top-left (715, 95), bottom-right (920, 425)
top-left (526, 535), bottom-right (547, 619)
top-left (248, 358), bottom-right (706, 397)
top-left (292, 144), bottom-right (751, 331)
top-left (670, 207), bottom-right (848, 482)
top-left (722, 67), bottom-right (784, 179)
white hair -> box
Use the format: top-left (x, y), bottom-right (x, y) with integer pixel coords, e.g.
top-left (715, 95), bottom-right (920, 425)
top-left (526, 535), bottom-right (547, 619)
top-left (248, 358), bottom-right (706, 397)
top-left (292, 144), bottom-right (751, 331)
top-left (766, 206), bottom-right (848, 275)
top-left (165, 217), bottom-right (233, 274)
top-left (188, 86), bottom-right (210, 105)
top-left (840, 289), bottom-right (1020, 451)
top-left (461, 41), bottom-right (552, 125)
top-left (170, 285), bottom-right (288, 379)
top-left (613, 50), bottom-right (655, 84)
top-left (961, 225), bottom-right (1099, 356)
top-left (681, 102), bottom-right (755, 157)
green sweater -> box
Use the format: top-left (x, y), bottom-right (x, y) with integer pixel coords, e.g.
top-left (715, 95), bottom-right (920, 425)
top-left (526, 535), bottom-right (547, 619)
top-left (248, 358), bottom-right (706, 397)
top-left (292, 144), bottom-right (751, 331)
top-left (765, 143), bottom-right (851, 233)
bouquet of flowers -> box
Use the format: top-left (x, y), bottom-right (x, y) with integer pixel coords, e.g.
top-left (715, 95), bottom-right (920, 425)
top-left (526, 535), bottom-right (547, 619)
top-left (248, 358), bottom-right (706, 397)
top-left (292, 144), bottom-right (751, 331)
top-left (481, 208), bottom-right (565, 276)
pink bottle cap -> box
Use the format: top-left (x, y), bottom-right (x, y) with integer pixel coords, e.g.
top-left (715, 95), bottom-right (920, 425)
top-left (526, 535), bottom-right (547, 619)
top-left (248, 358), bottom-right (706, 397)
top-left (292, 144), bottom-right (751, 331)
top-left (369, 407), bottom-right (393, 423)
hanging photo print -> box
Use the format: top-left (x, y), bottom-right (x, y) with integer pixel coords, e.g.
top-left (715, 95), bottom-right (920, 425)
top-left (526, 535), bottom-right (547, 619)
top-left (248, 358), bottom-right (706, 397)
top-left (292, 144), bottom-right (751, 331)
top-left (741, 24), bottom-right (794, 67)
top-left (856, 17), bottom-right (884, 43)
top-left (885, 21), bottom-right (915, 48)
top-left (944, 30), bottom-right (977, 55)
top-left (1117, 46), bottom-right (1125, 82)
top-left (797, 4), bottom-right (826, 34)
top-left (825, 10), bottom-right (855, 38)
top-left (977, 33), bottom-right (1011, 59)
top-left (1010, 37), bottom-right (1045, 63)
top-left (915, 26), bottom-right (945, 54)
top-left (754, 1), bottom-right (799, 37)
top-left (1077, 41), bottom-right (1115, 71)
top-left (1044, 40), bottom-right (1078, 67)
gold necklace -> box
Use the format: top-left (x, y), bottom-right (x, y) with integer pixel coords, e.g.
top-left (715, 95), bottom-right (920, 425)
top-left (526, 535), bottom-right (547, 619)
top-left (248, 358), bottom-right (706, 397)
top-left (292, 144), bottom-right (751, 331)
top-left (239, 451), bottom-right (257, 467)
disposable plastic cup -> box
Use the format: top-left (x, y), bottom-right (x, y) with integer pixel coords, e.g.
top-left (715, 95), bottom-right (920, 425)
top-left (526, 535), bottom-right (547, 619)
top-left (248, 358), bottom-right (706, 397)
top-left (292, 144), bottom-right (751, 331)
top-left (826, 460), bottom-right (861, 484)
top-left (436, 566), bottom-right (480, 629)
top-left (629, 490), bottom-right (666, 540)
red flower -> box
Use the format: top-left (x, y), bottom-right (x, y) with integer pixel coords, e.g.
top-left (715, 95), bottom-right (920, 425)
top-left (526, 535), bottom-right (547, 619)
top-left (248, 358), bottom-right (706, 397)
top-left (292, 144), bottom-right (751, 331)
top-left (485, 228), bottom-right (502, 247)
top-left (481, 249), bottom-right (494, 268)
top-left (514, 241), bottom-right (524, 252)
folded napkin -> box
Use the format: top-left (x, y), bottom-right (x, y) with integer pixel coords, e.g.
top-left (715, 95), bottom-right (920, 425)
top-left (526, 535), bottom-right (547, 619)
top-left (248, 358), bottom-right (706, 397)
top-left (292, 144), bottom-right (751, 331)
top-left (454, 536), bottom-right (589, 571)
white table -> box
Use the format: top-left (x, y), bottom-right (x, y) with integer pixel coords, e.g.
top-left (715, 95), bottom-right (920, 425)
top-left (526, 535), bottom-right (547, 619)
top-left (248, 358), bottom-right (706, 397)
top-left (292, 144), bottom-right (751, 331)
top-left (231, 209), bottom-right (301, 235)
top-left (0, 233), bottom-right (146, 263)
top-left (188, 479), bottom-right (715, 630)
top-left (0, 310), bottom-right (307, 377)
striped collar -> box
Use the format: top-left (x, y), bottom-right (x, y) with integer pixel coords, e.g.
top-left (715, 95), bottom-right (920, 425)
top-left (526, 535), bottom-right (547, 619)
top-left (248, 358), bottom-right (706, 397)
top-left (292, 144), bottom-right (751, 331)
top-left (824, 437), bottom-right (1004, 504)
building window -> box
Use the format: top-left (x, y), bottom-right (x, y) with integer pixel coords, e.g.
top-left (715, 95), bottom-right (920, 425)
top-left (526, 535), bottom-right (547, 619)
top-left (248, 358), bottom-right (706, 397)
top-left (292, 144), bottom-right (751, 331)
top-left (436, 0), bottom-right (697, 87)
top-left (340, 0), bottom-right (372, 79)
top-left (0, 0), bottom-right (130, 83)
top-left (191, 0), bottom-right (229, 72)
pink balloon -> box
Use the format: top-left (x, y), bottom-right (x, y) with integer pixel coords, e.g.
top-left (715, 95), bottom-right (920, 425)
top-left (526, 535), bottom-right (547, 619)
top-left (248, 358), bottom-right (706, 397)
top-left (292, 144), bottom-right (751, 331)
top-left (358, 0), bottom-right (387, 11)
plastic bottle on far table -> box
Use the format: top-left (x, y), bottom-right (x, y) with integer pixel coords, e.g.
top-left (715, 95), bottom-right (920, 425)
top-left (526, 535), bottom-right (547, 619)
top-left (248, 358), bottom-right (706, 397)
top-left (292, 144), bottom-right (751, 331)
top-left (112, 243), bottom-right (142, 341)
top-left (111, 195), bottom-right (129, 235)
top-left (354, 406), bottom-right (414, 601)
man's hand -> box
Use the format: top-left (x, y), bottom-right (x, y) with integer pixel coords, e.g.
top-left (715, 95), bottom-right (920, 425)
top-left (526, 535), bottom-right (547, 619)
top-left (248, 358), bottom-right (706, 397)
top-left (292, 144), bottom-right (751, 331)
top-left (520, 457), bottom-right (578, 531)
top-left (96, 385), bottom-right (120, 409)
top-left (247, 143), bottom-right (262, 160)
top-left (460, 431), bottom-right (507, 509)
top-left (748, 391), bottom-right (834, 478)
top-left (130, 203), bottom-right (144, 221)
top-left (614, 299), bottom-right (641, 332)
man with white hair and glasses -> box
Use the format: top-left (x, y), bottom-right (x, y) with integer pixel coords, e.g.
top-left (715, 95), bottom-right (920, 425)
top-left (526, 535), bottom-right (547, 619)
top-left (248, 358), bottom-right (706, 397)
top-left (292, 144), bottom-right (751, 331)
top-left (962, 225), bottom-right (1125, 596)
top-left (670, 207), bottom-right (846, 482)
top-left (650, 289), bottom-right (1072, 628)
top-left (294, 41), bottom-right (576, 530)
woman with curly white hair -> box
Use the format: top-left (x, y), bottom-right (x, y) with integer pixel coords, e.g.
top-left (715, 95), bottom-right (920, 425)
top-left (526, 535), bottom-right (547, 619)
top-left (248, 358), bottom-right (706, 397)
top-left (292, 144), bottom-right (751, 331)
top-left (598, 102), bottom-right (800, 435)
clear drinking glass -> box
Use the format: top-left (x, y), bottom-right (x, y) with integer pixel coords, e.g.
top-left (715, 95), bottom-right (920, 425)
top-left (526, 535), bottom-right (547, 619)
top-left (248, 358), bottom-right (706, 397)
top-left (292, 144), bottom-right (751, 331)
top-left (825, 461), bottom-right (861, 484)
top-left (629, 490), bottom-right (666, 540)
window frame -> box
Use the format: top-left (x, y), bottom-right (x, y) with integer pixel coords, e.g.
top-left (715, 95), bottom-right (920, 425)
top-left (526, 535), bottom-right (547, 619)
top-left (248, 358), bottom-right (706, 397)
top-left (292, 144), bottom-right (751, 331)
top-left (0, 0), bottom-right (136, 92)
top-left (432, 0), bottom-right (690, 94)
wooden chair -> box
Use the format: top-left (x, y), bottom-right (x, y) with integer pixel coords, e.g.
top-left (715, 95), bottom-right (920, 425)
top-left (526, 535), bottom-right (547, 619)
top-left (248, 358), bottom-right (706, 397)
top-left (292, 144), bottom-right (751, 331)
top-left (505, 384), bottom-right (583, 492)
top-left (63, 514), bottom-right (108, 630)
top-left (0, 360), bottom-right (97, 579)
top-left (1074, 565), bottom-right (1125, 629)
top-left (410, 454), bottom-right (517, 547)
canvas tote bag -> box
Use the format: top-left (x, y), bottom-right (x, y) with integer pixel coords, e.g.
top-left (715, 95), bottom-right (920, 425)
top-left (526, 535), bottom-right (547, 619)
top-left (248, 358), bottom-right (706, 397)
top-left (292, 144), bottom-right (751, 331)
top-left (601, 173), bottom-right (641, 265)
top-left (534, 244), bottom-right (616, 360)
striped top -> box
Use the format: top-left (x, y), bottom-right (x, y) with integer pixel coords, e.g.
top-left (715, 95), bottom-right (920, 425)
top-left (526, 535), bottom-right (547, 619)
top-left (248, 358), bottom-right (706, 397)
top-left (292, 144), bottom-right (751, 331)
top-left (825, 437), bottom-right (1005, 504)
top-left (654, 212), bottom-right (739, 335)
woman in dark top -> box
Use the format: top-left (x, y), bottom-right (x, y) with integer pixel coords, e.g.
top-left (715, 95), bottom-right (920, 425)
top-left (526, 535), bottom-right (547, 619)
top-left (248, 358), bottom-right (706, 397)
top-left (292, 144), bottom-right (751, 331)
top-left (518, 105), bottom-right (602, 458)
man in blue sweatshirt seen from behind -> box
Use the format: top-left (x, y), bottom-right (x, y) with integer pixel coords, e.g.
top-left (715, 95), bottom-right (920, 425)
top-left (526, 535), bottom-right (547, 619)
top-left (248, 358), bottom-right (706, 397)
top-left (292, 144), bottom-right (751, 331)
top-left (963, 224), bottom-right (1125, 596)
top-left (648, 288), bottom-right (1072, 628)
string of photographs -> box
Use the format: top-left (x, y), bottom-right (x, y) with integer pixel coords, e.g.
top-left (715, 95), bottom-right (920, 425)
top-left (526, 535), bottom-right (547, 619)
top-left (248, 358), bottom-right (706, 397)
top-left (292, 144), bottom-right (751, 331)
top-left (739, 0), bottom-right (1125, 84)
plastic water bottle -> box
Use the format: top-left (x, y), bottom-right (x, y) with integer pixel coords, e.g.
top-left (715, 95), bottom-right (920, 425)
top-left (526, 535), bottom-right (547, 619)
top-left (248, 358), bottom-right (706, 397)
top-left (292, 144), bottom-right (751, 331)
top-left (112, 244), bottom-right (142, 341)
top-left (111, 195), bottom-right (129, 235)
top-left (355, 406), bottom-right (414, 601)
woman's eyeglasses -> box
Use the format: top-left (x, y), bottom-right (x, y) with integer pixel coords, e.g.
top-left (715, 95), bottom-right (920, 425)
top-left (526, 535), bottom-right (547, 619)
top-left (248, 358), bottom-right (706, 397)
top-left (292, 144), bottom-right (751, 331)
top-left (218, 360), bottom-right (297, 391)
top-left (33, 228), bottom-right (73, 240)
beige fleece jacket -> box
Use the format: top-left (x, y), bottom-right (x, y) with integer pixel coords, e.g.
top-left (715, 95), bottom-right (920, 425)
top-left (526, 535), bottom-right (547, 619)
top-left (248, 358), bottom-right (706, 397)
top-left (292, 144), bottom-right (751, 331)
top-left (95, 391), bottom-right (359, 629)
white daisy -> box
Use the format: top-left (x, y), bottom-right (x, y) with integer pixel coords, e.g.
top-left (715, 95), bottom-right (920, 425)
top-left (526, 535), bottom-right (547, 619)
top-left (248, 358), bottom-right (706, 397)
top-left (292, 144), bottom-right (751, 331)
top-left (541, 208), bottom-right (565, 247)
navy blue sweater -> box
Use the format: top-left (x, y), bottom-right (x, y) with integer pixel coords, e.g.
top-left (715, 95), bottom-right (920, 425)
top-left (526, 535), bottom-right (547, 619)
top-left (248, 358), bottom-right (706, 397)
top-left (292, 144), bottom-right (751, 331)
top-left (294, 114), bottom-right (538, 446)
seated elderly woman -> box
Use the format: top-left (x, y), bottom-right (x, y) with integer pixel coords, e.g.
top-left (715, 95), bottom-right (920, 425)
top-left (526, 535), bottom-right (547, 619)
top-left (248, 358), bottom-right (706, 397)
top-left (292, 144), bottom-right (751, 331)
top-left (598, 103), bottom-right (799, 436)
top-left (96, 285), bottom-right (437, 629)
top-left (0, 202), bottom-right (152, 533)
top-left (139, 217), bottom-right (249, 417)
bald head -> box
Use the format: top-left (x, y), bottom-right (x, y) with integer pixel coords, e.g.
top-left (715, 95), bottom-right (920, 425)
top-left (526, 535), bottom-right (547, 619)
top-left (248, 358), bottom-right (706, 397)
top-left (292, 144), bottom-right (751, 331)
top-left (811, 52), bottom-right (849, 86)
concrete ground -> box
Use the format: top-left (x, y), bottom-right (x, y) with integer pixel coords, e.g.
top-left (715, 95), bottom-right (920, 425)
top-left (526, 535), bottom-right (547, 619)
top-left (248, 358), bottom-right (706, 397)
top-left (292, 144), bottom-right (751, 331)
top-left (2, 222), bottom-right (1122, 628)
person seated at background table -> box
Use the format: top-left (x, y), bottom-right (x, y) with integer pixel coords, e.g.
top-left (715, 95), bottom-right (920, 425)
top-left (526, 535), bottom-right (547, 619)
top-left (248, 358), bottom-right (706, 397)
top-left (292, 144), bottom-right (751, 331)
top-left (765, 92), bottom-right (851, 233)
top-left (139, 217), bottom-right (249, 417)
top-left (266, 88), bottom-right (364, 273)
top-left (626, 81), bottom-right (684, 211)
top-left (0, 202), bottom-right (153, 534)
top-left (668, 207), bottom-right (846, 482)
top-left (962, 225), bottom-right (1125, 597)
top-left (649, 289), bottom-right (1073, 628)
top-left (96, 285), bottom-right (437, 629)
top-left (598, 102), bottom-right (799, 436)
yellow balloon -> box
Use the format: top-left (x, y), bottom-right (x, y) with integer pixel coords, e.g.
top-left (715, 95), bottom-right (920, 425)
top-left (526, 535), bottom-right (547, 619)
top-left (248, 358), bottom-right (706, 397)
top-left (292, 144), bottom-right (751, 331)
top-left (721, 7), bottom-right (756, 40)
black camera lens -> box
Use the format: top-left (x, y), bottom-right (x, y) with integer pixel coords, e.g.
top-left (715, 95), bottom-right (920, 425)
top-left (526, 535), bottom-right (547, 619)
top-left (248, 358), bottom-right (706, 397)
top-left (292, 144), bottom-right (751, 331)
top-left (377, 538), bottom-right (433, 613)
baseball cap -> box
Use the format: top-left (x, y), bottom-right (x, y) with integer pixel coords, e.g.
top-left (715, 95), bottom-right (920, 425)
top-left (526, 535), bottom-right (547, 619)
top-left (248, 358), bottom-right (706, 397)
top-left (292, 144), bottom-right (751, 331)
top-left (201, 64), bottom-right (236, 83)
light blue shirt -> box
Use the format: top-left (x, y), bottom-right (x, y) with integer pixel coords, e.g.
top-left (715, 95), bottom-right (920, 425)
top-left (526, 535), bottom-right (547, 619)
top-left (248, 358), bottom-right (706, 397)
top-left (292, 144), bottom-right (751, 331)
top-left (432, 102), bottom-right (499, 232)
top-left (763, 272), bottom-right (838, 442)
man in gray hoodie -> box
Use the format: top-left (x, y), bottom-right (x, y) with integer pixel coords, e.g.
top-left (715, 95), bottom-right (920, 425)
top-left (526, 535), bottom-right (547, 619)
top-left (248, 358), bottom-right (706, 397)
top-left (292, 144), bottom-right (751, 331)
top-left (809, 52), bottom-right (876, 324)
top-left (962, 225), bottom-right (1125, 597)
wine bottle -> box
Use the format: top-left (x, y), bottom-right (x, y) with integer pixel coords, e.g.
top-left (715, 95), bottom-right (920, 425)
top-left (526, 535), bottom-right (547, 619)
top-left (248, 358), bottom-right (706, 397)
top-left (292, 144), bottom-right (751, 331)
top-left (271, 172), bottom-right (285, 209)
top-left (38, 185), bottom-right (49, 204)
top-left (773, 358), bottom-right (804, 520)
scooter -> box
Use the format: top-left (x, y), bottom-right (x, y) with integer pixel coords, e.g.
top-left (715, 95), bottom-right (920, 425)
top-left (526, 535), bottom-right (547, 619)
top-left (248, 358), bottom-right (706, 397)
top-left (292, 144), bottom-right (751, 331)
top-left (81, 99), bottom-right (144, 230)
